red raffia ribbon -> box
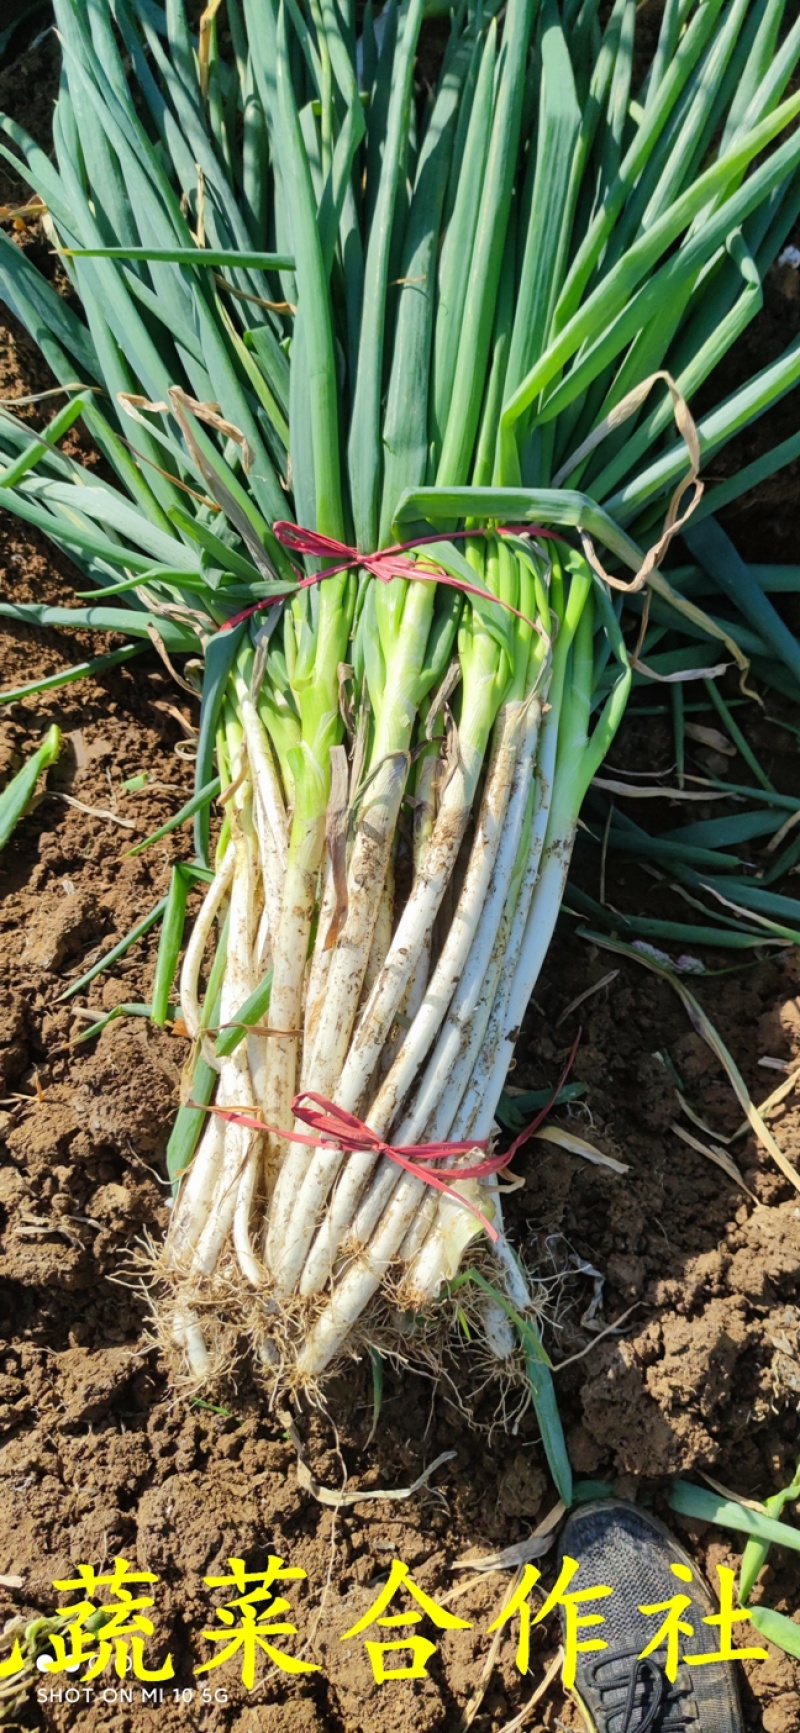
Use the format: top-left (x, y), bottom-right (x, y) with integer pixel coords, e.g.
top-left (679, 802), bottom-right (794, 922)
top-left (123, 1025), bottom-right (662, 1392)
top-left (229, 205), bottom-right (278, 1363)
top-left (195, 1034), bottom-right (580, 1243)
top-left (223, 519), bottom-right (569, 632)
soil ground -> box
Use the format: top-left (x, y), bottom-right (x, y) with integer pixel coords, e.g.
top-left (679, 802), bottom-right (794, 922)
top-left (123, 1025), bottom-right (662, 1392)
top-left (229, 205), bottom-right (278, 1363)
top-left (1, 17), bottom-right (800, 1733)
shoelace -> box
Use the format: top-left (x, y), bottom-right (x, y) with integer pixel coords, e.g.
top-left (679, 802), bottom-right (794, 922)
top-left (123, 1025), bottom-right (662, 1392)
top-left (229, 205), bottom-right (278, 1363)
top-left (619, 1657), bottom-right (664, 1732)
top-left (588, 1648), bottom-right (695, 1733)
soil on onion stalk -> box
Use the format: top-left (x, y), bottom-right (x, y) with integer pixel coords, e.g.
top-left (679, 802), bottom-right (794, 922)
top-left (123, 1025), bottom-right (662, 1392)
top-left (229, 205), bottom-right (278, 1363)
top-left (2, 36), bottom-right (800, 1733)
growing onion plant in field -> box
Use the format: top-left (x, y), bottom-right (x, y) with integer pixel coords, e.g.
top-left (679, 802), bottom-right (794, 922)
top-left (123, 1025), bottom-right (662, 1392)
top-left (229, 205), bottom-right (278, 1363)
top-left (1, 0), bottom-right (799, 1419)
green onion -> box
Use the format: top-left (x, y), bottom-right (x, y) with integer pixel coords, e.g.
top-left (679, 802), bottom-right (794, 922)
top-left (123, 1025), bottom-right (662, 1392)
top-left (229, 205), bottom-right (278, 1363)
top-left (0, 724), bottom-right (61, 851)
top-left (1, 0), bottom-right (798, 1400)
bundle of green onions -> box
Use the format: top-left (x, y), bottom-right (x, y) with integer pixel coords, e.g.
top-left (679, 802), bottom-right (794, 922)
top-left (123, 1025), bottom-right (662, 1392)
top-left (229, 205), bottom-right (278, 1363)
top-left (1, 0), bottom-right (800, 1389)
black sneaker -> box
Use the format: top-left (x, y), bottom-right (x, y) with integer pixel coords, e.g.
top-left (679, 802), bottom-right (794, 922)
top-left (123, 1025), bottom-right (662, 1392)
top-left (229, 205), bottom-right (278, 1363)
top-left (557, 1499), bottom-right (746, 1732)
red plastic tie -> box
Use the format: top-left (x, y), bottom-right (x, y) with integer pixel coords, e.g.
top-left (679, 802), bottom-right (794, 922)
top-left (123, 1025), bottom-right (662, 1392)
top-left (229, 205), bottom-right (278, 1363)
top-left (197, 1037), bottom-right (581, 1244)
top-left (223, 519), bottom-right (567, 632)
top-left (202, 1092), bottom-right (504, 1239)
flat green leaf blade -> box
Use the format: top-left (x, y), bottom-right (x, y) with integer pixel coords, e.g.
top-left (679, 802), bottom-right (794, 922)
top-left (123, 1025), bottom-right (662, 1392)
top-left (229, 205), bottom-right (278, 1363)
top-left (194, 624), bottom-right (245, 865)
top-left (125, 776), bottom-right (222, 860)
top-left (450, 1266), bottom-right (572, 1506)
top-left (670, 1481), bottom-right (800, 1553)
top-left (152, 864), bottom-right (191, 1025)
top-left (605, 336), bottom-right (800, 527)
top-left (555, 0), bottom-right (727, 330)
top-left (500, 0), bottom-right (582, 472)
top-left (258, 0), bottom-right (344, 539)
top-left (522, 1318), bottom-right (573, 1508)
top-left (437, 0), bottom-right (537, 488)
top-left (740, 1463), bottom-right (800, 1605)
top-left (430, 22), bottom-right (496, 461)
top-left (167, 1018), bottom-right (219, 1186)
top-left (59, 897), bottom-right (169, 1002)
top-left (697, 427), bottom-right (800, 522)
top-left (379, 39), bottom-right (467, 540)
top-left (684, 517), bottom-right (800, 687)
top-left (0, 725), bottom-right (61, 851)
top-left (745, 1605), bottom-right (800, 1660)
top-left (349, 0), bottom-right (426, 549)
top-left (0, 645), bottom-right (142, 705)
top-left (504, 91), bottom-right (800, 435)
top-left (66, 246), bottom-right (294, 269)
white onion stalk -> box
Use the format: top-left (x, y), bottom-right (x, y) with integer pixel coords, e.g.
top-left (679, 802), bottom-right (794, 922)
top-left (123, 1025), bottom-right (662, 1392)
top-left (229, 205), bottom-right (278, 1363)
top-left (155, 539), bottom-right (634, 1385)
top-left (281, 701), bottom-right (521, 1299)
